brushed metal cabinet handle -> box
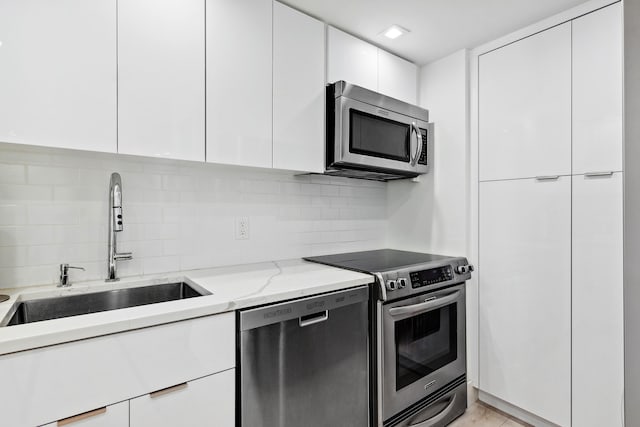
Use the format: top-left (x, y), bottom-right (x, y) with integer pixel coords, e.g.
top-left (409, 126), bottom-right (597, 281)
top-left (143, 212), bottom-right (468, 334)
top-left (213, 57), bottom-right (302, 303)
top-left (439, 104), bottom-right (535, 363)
top-left (58, 407), bottom-right (106, 426)
top-left (585, 171), bottom-right (614, 177)
top-left (535, 175), bottom-right (560, 181)
top-left (150, 382), bottom-right (188, 398)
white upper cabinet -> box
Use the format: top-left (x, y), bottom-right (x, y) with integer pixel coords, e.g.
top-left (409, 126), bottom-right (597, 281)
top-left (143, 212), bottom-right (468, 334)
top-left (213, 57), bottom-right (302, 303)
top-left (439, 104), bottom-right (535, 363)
top-left (118, 0), bottom-right (205, 162)
top-left (327, 26), bottom-right (418, 104)
top-left (327, 27), bottom-right (378, 91)
top-left (0, 0), bottom-right (116, 153)
top-left (572, 3), bottom-right (622, 175)
top-left (206, 0), bottom-right (273, 168)
top-left (479, 177), bottom-right (571, 427)
top-left (273, 2), bottom-right (325, 173)
top-left (479, 23), bottom-right (571, 181)
top-left (378, 50), bottom-right (417, 104)
top-left (572, 172), bottom-right (623, 427)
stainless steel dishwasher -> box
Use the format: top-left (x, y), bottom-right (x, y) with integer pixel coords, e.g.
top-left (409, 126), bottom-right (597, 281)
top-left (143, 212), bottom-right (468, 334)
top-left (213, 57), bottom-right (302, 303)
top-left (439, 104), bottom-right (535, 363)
top-left (239, 285), bottom-right (370, 427)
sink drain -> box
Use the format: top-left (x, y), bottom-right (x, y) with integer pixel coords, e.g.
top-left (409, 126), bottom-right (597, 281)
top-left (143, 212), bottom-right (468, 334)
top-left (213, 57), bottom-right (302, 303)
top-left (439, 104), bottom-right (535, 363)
top-left (0, 295), bottom-right (9, 303)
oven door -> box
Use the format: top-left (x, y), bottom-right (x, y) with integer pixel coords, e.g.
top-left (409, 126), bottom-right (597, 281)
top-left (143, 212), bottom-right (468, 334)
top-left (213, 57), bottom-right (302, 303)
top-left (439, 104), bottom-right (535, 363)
top-left (381, 284), bottom-right (466, 421)
top-left (334, 96), bottom-right (431, 175)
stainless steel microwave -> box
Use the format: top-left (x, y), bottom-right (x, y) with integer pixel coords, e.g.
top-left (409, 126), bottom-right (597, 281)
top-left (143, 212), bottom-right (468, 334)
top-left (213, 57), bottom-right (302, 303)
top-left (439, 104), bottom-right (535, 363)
top-left (325, 81), bottom-right (433, 181)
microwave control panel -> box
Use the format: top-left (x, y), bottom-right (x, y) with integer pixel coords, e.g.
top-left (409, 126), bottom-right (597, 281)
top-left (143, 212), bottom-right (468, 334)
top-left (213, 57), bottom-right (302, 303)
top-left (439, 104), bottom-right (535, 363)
top-left (410, 265), bottom-right (453, 288)
top-left (418, 129), bottom-right (428, 165)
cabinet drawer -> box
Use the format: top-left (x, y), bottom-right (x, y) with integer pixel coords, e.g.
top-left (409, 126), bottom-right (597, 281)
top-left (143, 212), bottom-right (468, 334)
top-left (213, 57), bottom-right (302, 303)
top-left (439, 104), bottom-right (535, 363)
top-left (2, 313), bottom-right (234, 427)
top-left (40, 401), bottom-right (128, 427)
top-left (130, 370), bottom-right (235, 427)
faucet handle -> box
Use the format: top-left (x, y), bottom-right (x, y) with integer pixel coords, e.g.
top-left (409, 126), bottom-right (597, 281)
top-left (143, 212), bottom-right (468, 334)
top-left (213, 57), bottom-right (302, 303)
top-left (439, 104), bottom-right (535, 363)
top-left (59, 264), bottom-right (85, 287)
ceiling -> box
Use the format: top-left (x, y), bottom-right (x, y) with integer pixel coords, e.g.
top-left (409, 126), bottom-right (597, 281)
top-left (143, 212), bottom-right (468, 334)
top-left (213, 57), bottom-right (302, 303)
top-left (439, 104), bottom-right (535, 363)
top-left (281, 0), bottom-right (590, 65)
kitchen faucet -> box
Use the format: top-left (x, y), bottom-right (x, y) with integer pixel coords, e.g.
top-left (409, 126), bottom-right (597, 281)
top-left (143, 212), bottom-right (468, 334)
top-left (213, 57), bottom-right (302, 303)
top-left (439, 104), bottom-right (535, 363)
top-left (107, 172), bottom-right (132, 282)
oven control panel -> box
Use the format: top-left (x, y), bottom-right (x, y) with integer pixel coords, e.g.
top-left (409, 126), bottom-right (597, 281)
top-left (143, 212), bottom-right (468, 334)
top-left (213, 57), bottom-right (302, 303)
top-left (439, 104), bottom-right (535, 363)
top-left (410, 266), bottom-right (454, 288)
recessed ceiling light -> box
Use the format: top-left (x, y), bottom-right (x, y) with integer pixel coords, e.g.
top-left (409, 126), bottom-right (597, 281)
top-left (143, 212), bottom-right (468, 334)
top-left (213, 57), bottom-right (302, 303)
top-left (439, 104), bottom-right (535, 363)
top-left (381, 25), bottom-right (409, 40)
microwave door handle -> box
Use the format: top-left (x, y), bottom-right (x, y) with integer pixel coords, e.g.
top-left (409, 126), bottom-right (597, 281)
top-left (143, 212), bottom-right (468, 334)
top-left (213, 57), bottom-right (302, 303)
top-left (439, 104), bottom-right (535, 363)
top-left (410, 122), bottom-right (422, 166)
top-left (388, 291), bottom-right (460, 317)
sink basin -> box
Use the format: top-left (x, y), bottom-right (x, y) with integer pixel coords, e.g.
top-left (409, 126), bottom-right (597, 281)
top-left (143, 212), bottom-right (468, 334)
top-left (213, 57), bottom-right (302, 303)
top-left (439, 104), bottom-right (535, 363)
top-left (4, 282), bottom-right (210, 327)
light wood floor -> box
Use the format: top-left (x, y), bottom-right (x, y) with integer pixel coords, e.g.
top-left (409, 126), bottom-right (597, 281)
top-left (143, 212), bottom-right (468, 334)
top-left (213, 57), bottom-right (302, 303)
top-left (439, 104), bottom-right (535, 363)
top-left (448, 402), bottom-right (530, 427)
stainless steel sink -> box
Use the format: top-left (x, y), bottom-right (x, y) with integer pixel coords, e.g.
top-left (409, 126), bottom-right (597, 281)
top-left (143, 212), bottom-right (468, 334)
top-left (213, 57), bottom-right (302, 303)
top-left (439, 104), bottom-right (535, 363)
top-left (4, 282), bottom-right (210, 327)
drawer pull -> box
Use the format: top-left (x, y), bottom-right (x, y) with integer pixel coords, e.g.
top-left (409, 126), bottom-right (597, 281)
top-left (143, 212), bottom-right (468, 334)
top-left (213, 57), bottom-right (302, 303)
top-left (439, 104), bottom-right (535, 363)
top-left (58, 407), bottom-right (106, 426)
top-left (585, 171), bottom-right (614, 178)
top-left (535, 175), bottom-right (560, 181)
top-left (150, 382), bottom-right (188, 398)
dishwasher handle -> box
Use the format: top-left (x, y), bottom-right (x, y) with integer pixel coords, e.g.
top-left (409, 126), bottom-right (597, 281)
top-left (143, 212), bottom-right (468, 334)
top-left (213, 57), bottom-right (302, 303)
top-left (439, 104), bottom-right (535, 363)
top-left (299, 310), bottom-right (329, 327)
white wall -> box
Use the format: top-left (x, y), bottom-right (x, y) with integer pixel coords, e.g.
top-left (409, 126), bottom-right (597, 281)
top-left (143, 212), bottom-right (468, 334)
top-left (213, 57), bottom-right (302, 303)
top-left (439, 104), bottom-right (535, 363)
top-left (386, 49), bottom-right (475, 383)
top-left (387, 50), bottom-right (468, 255)
top-left (0, 143), bottom-right (388, 288)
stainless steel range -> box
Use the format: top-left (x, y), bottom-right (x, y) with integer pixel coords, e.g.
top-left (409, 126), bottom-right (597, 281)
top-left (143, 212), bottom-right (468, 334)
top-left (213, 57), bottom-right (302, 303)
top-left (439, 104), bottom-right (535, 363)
top-left (305, 249), bottom-right (473, 427)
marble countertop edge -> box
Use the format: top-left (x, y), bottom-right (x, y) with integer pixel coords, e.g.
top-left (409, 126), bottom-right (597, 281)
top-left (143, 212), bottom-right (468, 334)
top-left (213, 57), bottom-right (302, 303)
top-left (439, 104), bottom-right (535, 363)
top-left (0, 259), bottom-right (374, 356)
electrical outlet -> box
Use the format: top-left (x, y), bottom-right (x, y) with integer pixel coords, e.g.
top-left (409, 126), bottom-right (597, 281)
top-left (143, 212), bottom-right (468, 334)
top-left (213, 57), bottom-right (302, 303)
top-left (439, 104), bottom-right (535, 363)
top-left (235, 217), bottom-right (250, 240)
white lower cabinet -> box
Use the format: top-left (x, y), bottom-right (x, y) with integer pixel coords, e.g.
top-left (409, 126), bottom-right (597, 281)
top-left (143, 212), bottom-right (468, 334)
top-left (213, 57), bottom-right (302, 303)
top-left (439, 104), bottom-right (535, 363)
top-left (2, 313), bottom-right (235, 427)
top-left (130, 370), bottom-right (235, 427)
top-left (572, 172), bottom-right (624, 427)
top-left (479, 177), bottom-right (571, 426)
top-left (41, 401), bottom-right (128, 427)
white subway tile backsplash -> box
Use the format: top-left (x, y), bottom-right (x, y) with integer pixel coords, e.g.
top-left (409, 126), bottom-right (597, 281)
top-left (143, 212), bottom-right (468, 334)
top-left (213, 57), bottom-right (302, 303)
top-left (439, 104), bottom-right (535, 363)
top-left (0, 246), bottom-right (28, 268)
top-left (0, 184), bottom-right (53, 202)
top-left (0, 164), bottom-right (26, 184)
top-left (28, 204), bottom-right (78, 225)
top-left (0, 143), bottom-right (388, 288)
top-left (0, 204), bottom-right (27, 225)
top-left (142, 256), bottom-right (180, 275)
top-left (28, 165), bottom-right (78, 185)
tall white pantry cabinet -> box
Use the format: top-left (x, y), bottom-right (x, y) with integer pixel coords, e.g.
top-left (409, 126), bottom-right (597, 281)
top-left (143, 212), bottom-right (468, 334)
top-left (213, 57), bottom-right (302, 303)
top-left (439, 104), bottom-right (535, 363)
top-left (478, 3), bottom-right (622, 427)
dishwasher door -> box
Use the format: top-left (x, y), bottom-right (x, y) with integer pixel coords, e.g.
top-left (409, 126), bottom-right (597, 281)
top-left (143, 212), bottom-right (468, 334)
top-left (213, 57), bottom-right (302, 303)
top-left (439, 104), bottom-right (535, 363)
top-left (239, 285), bottom-right (370, 427)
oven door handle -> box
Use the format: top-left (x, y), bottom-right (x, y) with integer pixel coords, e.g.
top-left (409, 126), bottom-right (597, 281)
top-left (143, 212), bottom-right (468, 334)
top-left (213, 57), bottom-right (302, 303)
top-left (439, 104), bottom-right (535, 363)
top-left (388, 291), bottom-right (460, 317)
top-left (408, 392), bottom-right (458, 427)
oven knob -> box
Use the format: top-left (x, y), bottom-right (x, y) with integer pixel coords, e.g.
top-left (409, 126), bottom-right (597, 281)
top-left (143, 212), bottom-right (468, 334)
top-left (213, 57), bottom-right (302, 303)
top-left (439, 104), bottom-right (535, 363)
top-left (398, 278), bottom-right (407, 289)
top-left (468, 264), bottom-right (475, 272)
top-left (455, 265), bottom-right (468, 274)
top-left (386, 280), bottom-right (397, 291)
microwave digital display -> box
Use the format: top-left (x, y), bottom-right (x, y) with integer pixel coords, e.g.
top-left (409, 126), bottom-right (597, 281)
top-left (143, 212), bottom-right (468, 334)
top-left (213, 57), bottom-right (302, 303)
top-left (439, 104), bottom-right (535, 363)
top-left (349, 109), bottom-right (410, 162)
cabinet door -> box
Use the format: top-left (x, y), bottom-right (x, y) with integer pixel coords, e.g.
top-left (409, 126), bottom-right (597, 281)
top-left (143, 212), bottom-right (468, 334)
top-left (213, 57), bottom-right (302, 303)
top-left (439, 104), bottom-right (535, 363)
top-left (0, 0), bottom-right (116, 152)
top-left (479, 177), bottom-right (571, 426)
top-left (273, 2), bottom-right (325, 173)
top-left (479, 24), bottom-right (571, 181)
top-left (572, 3), bottom-right (622, 175)
top-left (118, 0), bottom-right (205, 161)
top-left (327, 26), bottom-right (378, 91)
top-left (130, 370), bottom-right (235, 427)
top-left (378, 50), bottom-right (417, 104)
top-left (41, 401), bottom-right (128, 427)
top-left (572, 172), bottom-right (623, 427)
top-left (206, 0), bottom-right (272, 168)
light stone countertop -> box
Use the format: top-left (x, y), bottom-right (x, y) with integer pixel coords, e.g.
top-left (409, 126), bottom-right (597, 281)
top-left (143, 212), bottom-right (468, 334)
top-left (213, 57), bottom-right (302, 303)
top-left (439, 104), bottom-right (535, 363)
top-left (0, 259), bottom-right (373, 356)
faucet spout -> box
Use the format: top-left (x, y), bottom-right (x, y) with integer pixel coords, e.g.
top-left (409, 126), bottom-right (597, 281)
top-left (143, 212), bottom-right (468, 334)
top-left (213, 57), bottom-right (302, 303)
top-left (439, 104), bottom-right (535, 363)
top-left (107, 172), bottom-right (132, 282)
